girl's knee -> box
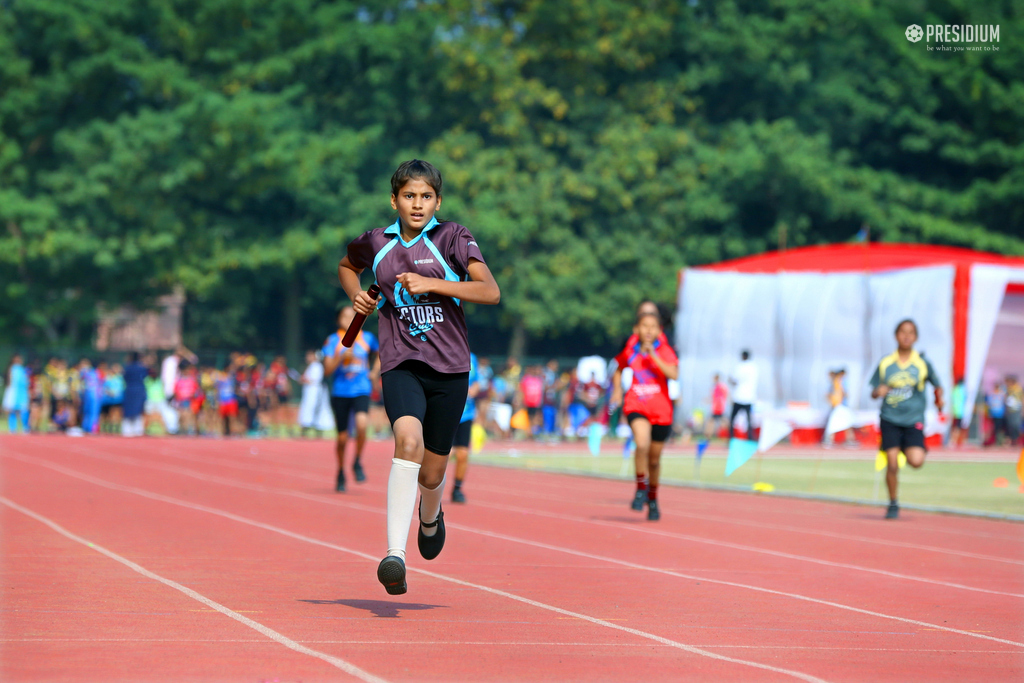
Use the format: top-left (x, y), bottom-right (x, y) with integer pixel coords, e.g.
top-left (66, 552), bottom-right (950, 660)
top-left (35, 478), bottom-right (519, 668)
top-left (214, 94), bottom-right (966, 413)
top-left (419, 469), bottom-right (445, 489)
top-left (394, 434), bottom-right (422, 459)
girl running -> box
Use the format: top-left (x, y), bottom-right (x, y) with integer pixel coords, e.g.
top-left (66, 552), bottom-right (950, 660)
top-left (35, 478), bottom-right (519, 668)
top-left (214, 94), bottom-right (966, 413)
top-left (611, 312), bottom-right (678, 521)
top-left (338, 159), bottom-right (500, 594)
top-left (870, 319), bottom-right (944, 519)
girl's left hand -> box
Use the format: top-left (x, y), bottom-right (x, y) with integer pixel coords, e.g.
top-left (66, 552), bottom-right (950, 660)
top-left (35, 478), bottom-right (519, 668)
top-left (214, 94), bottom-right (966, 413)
top-left (397, 272), bottom-right (434, 296)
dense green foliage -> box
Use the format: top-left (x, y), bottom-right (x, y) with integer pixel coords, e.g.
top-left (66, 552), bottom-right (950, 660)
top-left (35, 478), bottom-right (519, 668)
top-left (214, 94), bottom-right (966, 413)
top-left (2, 0), bottom-right (1021, 356)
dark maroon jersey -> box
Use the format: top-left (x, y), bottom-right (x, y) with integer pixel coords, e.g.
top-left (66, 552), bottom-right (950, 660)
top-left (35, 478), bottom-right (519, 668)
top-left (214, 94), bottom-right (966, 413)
top-left (346, 217), bottom-right (485, 374)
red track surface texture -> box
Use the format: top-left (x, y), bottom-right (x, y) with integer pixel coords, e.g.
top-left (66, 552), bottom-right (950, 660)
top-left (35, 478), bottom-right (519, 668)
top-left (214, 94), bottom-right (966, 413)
top-left (2, 435), bottom-right (1023, 682)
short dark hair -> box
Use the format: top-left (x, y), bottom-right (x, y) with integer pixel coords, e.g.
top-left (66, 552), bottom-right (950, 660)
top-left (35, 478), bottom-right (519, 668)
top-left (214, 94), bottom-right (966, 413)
top-left (741, 350), bottom-right (750, 360)
top-left (391, 159), bottom-right (442, 197)
top-left (895, 319), bottom-right (918, 337)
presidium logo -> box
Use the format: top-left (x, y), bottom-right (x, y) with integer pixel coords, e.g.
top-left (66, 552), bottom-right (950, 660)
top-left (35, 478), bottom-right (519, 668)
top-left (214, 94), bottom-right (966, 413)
top-left (906, 23), bottom-right (1001, 52)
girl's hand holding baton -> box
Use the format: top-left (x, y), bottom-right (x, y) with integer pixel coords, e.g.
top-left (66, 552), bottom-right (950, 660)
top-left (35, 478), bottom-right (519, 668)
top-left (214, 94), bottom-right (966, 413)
top-left (343, 284), bottom-right (381, 348)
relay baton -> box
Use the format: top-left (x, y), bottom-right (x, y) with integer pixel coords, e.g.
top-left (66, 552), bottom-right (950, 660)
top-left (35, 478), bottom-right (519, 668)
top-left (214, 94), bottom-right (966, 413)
top-left (342, 284), bottom-right (381, 348)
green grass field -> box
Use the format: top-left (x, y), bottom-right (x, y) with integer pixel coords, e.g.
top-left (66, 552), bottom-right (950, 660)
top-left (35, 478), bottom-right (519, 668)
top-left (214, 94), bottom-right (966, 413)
top-left (472, 450), bottom-right (1024, 518)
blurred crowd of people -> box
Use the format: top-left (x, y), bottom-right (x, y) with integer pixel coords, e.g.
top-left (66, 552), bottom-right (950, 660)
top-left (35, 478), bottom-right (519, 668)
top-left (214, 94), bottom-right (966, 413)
top-left (1, 347), bottom-right (298, 438)
top-left (1, 346), bottom-right (646, 443)
top-left (950, 375), bottom-right (1024, 447)
top-left (6, 346), bottom-right (1019, 448)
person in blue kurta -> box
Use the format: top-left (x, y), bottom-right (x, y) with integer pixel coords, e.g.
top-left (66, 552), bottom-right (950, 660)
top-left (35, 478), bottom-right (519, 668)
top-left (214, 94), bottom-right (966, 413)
top-left (121, 352), bottom-right (149, 437)
top-left (78, 359), bottom-right (103, 435)
top-left (4, 354), bottom-right (31, 433)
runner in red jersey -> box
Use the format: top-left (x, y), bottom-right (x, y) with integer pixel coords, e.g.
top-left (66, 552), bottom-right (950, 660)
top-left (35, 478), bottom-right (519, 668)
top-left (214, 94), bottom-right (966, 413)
top-left (611, 312), bottom-right (678, 521)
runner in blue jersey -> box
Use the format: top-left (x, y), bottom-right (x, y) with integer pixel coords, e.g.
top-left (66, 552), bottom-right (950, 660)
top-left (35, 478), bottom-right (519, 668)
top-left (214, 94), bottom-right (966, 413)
top-left (323, 306), bottom-right (380, 492)
top-left (449, 353), bottom-right (481, 504)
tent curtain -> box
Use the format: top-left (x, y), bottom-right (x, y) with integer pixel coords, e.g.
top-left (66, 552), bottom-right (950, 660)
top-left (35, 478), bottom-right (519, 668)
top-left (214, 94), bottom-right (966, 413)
top-left (962, 265), bottom-right (1024, 428)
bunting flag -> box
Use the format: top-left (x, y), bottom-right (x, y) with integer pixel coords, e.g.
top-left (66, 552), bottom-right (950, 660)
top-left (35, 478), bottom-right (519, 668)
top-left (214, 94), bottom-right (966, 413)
top-left (696, 440), bottom-right (709, 462)
top-left (470, 423), bottom-right (487, 455)
top-left (725, 438), bottom-right (758, 476)
top-left (757, 417), bottom-right (793, 453)
top-left (587, 423), bottom-right (603, 456)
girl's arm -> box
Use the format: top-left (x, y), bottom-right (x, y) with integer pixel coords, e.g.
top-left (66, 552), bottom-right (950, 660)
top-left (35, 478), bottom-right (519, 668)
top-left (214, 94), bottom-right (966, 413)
top-left (338, 256), bottom-right (379, 315)
top-left (396, 259), bottom-right (500, 305)
top-left (610, 368), bottom-right (623, 409)
top-left (322, 348), bottom-right (343, 376)
top-left (648, 351), bottom-right (679, 381)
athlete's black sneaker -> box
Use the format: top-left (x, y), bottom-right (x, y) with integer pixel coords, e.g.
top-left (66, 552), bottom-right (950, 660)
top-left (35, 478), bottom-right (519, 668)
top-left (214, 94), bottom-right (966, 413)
top-left (885, 502), bottom-right (899, 520)
top-left (451, 488), bottom-right (466, 504)
top-left (335, 470), bottom-right (346, 493)
top-left (417, 503), bottom-right (446, 561)
top-left (631, 489), bottom-right (648, 511)
top-left (377, 556), bottom-right (407, 595)
top-left (353, 460), bottom-right (366, 483)
top-left (647, 499), bottom-right (661, 521)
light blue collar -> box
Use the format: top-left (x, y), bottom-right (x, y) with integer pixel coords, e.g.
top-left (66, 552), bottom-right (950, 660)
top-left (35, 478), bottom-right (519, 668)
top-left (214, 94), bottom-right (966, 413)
top-left (384, 216), bottom-right (440, 246)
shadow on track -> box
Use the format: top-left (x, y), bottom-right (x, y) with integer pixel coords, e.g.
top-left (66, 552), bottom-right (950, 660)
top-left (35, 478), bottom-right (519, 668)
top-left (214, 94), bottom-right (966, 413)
top-left (300, 598), bottom-right (446, 618)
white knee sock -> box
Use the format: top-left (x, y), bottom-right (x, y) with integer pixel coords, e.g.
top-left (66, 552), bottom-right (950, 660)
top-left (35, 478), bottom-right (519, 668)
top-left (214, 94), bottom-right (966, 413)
top-left (418, 476), bottom-right (446, 537)
top-left (386, 458), bottom-right (421, 561)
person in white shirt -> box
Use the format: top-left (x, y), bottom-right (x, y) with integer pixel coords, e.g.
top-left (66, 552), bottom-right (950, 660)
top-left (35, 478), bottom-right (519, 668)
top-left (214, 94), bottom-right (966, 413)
top-left (298, 349), bottom-right (331, 436)
top-left (729, 350), bottom-right (758, 441)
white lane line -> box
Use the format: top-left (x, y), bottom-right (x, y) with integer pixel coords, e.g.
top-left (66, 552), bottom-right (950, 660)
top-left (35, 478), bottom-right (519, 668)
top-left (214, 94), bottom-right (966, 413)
top-left (476, 501), bottom-right (1024, 599)
top-left (7, 452), bottom-right (1024, 654)
top-left (0, 495), bottom-right (387, 683)
top-left (463, 481), bottom-right (1024, 566)
top-left (55, 445), bottom-right (1024, 599)
top-left (142, 441), bottom-right (1024, 566)
top-left (1, 454), bottom-right (829, 683)
top-left (4, 639), bottom-right (1017, 653)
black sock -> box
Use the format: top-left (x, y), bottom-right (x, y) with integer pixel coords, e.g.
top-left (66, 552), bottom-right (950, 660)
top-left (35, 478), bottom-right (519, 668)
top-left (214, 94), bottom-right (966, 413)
top-left (453, 479), bottom-right (463, 490)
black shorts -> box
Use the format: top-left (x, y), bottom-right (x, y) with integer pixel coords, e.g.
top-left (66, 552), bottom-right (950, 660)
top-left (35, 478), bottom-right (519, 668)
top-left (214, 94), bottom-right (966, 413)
top-left (452, 419), bottom-right (473, 449)
top-left (526, 406), bottom-right (541, 420)
top-left (382, 360), bottom-right (469, 456)
top-left (880, 418), bottom-right (926, 452)
top-left (627, 412), bottom-right (671, 443)
top-left (330, 394), bottom-right (370, 434)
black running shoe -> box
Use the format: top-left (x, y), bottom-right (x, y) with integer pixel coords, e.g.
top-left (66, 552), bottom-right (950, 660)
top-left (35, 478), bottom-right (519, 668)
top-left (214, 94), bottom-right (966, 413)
top-left (353, 460), bottom-right (366, 483)
top-left (417, 502), bottom-right (446, 561)
top-left (885, 502), bottom-right (899, 520)
top-left (335, 470), bottom-right (346, 493)
top-left (647, 499), bottom-right (661, 521)
top-left (451, 488), bottom-right (466, 504)
top-left (631, 489), bottom-right (648, 511)
top-left (377, 556), bottom-right (407, 595)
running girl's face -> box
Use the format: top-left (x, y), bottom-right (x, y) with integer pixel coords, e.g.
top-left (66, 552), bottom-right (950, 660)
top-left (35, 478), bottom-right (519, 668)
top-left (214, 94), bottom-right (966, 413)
top-left (391, 178), bottom-right (441, 233)
top-left (896, 322), bottom-right (918, 351)
top-left (637, 315), bottom-right (661, 346)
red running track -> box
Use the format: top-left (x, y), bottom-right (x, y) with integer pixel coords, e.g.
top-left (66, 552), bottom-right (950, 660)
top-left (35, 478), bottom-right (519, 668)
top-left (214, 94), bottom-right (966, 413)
top-left (2, 434), bottom-right (1023, 682)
